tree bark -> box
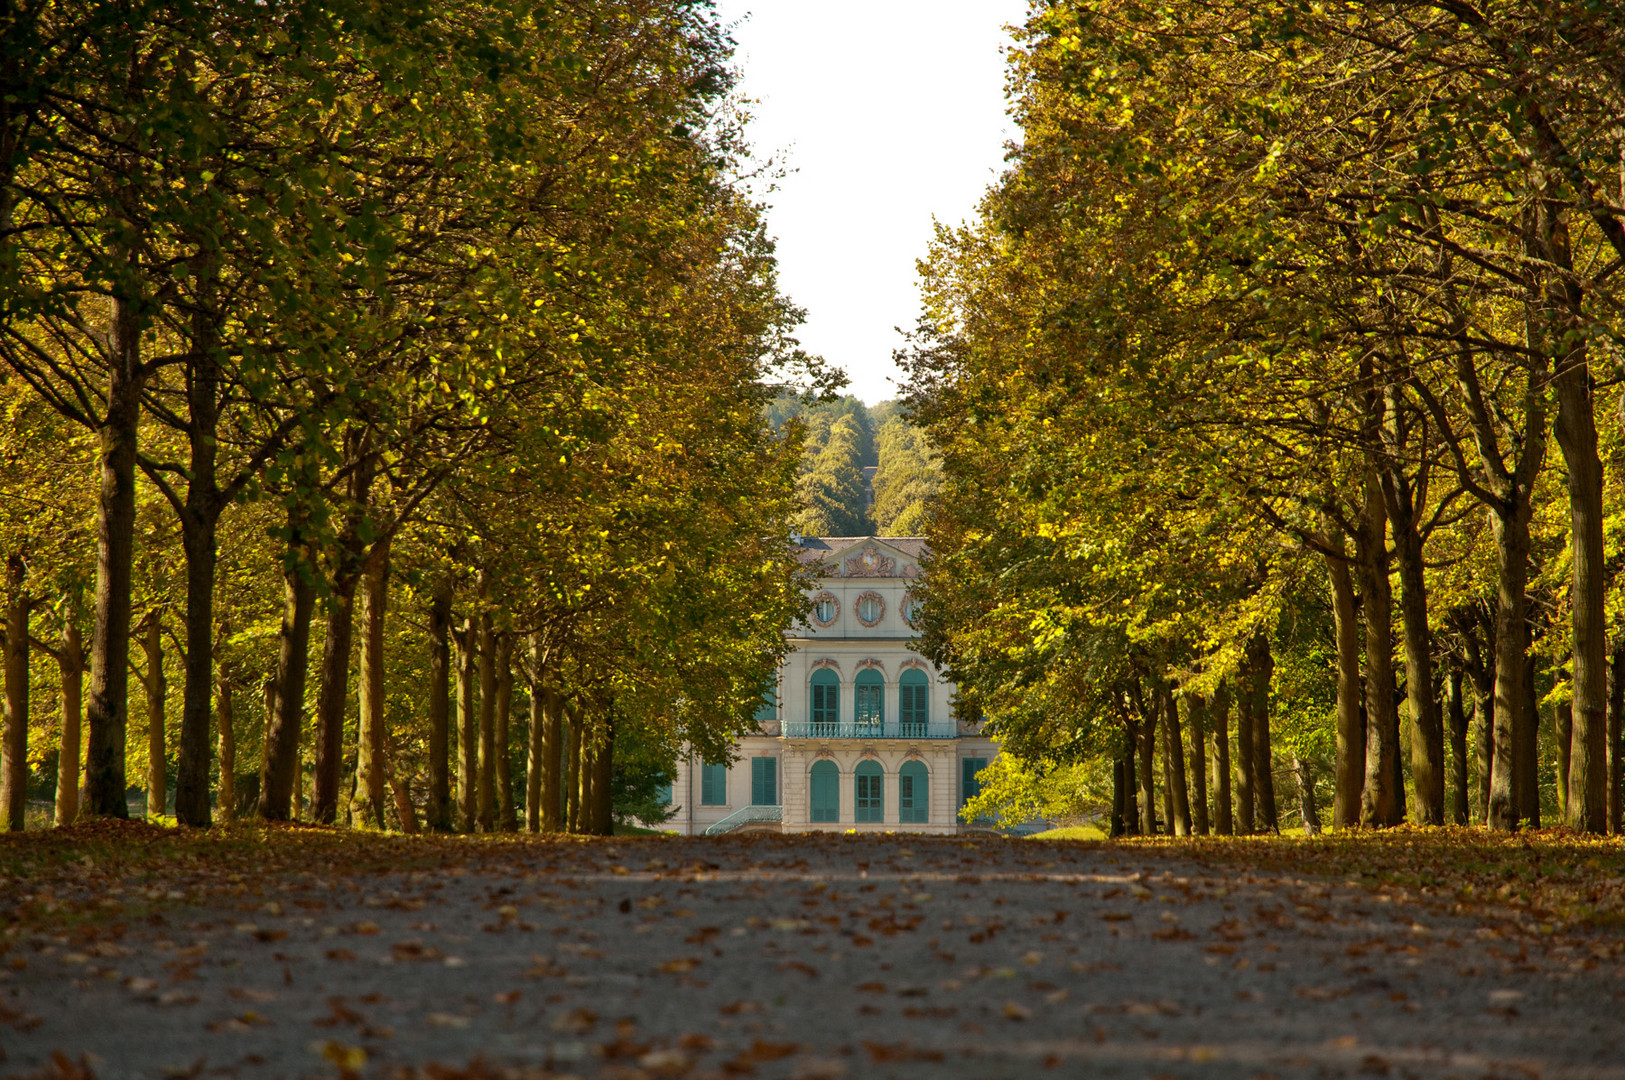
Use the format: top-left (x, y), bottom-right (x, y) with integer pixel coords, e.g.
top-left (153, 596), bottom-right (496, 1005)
top-left (1210, 682), bottom-right (1233, 835)
top-left (1186, 695), bottom-right (1209, 835)
top-left (1555, 698), bottom-right (1572, 821)
top-left (565, 706), bottom-right (582, 833)
top-left (530, 647), bottom-right (563, 833)
top-left (1609, 640), bottom-right (1624, 834)
top-left (383, 730), bottom-right (418, 835)
top-left (476, 604), bottom-right (495, 833)
top-left (83, 292), bottom-right (144, 819)
top-left (2, 555), bottom-right (28, 831)
top-left (494, 633), bottom-right (516, 832)
top-left (1135, 698), bottom-right (1156, 835)
top-left (1519, 637), bottom-right (1540, 827)
top-left (453, 616), bottom-right (477, 833)
top-left (1357, 465), bottom-right (1402, 827)
top-left (1383, 468), bottom-right (1445, 826)
top-left (140, 615), bottom-right (166, 819)
top-left (1447, 665), bottom-right (1468, 825)
top-left (1160, 682), bottom-right (1191, 835)
top-left (1245, 632), bottom-right (1279, 833)
top-left (1234, 670), bottom-right (1255, 835)
top-left (590, 720), bottom-right (615, 836)
top-left (1110, 756), bottom-right (1127, 838)
top-left (354, 542), bottom-right (390, 829)
top-left (215, 644), bottom-right (235, 823)
top-left (1549, 263), bottom-right (1608, 833)
top-left (1325, 545), bottom-right (1364, 829)
top-left (1122, 719), bottom-right (1140, 835)
top-left (1295, 755), bottom-right (1320, 835)
top-left (426, 582), bottom-right (452, 831)
top-left (55, 617), bottom-right (84, 826)
top-left (259, 523), bottom-right (317, 821)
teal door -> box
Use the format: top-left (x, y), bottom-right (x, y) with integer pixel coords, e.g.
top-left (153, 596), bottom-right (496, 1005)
top-left (810, 760), bottom-right (840, 822)
top-left (854, 760), bottom-right (883, 823)
top-left (898, 761), bottom-right (929, 823)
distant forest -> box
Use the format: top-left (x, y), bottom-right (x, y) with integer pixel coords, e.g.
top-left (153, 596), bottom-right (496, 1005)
top-left (765, 396), bottom-right (940, 539)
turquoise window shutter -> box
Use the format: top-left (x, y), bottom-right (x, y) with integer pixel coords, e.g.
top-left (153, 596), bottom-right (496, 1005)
top-left (854, 760), bottom-right (883, 823)
top-left (701, 762), bottom-right (728, 806)
top-left (961, 757), bottom-right (987, 807)
top-left (810, 760), bottom-right (840, 822)
top-left (810, 669), bottom-right (840, 728)
top-left (898, 761), bottom-right (929, 823)
top-left (751, 757), bottom-right (778, 806)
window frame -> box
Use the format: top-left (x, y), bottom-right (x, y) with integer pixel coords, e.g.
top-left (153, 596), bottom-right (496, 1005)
top-left (854, 760), bottom-right (883, 823)
top-left (854, 668), bottom-right (884, 732)
top-left (899, 668), bottom-right (929, 735)
top-left (810, 669), bottom-right (840, 731)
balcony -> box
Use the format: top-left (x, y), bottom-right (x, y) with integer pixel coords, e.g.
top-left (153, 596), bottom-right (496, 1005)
top-left (781, 720), bottom-right (958, 740)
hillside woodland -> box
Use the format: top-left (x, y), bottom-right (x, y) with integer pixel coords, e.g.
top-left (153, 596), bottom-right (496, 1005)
top-left (766, 395), bottom-right (941, 539)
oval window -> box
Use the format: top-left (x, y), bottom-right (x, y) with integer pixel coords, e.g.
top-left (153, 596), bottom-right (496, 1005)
top-left (855, 593), bottom-right (884, 625)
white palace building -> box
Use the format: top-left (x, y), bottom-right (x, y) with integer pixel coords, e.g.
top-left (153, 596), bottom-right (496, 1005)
top-left (670, 536), bottom-right (998, 835)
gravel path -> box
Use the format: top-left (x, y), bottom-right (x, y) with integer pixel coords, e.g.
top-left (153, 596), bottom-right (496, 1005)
top-left (2, 834), bottom-right (1622, 1079)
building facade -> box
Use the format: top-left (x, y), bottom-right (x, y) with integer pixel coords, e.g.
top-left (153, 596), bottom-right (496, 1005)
top-left (670, 536), bottom-right (997, 835)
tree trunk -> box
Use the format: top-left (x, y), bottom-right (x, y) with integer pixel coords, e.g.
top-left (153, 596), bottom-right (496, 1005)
top-left (1488, 511), bottom-right (1534, 830)
top-left (1325, 545), bottom-right (1365, 829)
top-left (1294, 755), bottom-right (1320, 835)
top-left (1234, 671), bottom-right (1256, 835)
top-left (83, 292), bottom-right (144, 819)
top-left (258, 677), bottom-right (276, 813)
top-left (1136, 704), bottom-right (1156, 835)
top-left (454, 616), bottom-right (477, 833)
top-left (172, 281), bottom-right (223, 830)
top-left (1447, 665), bottom-right (1468, 825)
top-left (426, 582), bottom-right (452, 831)
top-left (215, 645), bottom-right (235, 824)
top-left (140, 615), bottom-right (166, 819)
top-left (383, 731), bottom-right (419, 835)
top-left (476, 605), bottom-right (495, 832)
top-left (531, 648), bottom-right (563, 833)
top-left (1551, 302), bottom-right (1608, 833)
top-left (1609, 640), bottom-right (1624, 834)
top-left (1519, 638), bottom-right (1540, 827)
top-left (1555, 698), bottom-right (1572, 821)
top-left (1210, 681), bottom-right (1232, 835)
top-left (1385, 474), bottom-right (1445, 826)
top-left (494, 633), bottom-right (516, 832)
top-left (1110, 756), bottom-right (1127, 838)
top-left (55, 617), bottom-right (83, 826)
top-left (1122, 722), bottom-right (1140, 835)
top-left (1358, 465), bottom-right (1401, 827)
top-left (591, 720), bottom-right (615, 836)
top-left (354, 542), bottom-right (390, 829)
top-left (1245, 632), bottom-right (1279, 833)
top-left (2, 555), bottom-right (28, 831)
top-left (1160, 682), bottom-right (1191, 835)
top-left (259, 525), bottom-right (317, 821)
top-left (1186, 694), bottom-right (1209, 835)
top-left (565, 707), bottom-right (582, 833)
top-left (310, 578), bottom-right (358, 825)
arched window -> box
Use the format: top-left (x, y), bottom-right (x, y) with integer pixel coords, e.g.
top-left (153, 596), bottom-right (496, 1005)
top-left (899, 669), bottom-right (930, 736)
top-left (854, 669), bottom-right (884, 733)
top-left (854, 760), bottom-right (883, 823)
top-left (898, 761), bottom-right (929, 823)
top-left (810, 669), bottom-right (839, 733)
top-left (810, 760), bottom-right (840, 823)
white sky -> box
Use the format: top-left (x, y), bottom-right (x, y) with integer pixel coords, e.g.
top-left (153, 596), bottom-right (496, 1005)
top-left (714, 0), bottom-right (1029, 405)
